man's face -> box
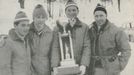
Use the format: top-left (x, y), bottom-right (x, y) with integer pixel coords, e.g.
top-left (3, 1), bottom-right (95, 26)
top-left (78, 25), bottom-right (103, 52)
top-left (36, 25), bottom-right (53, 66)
top-left (33, 15), bottom-right (46, 32)
top-left (94, 11), bottom-right (107, 26)
top-left (15, 20), bottom-right (29, 37)
top-left (65, 6), bottom-right (79, 19)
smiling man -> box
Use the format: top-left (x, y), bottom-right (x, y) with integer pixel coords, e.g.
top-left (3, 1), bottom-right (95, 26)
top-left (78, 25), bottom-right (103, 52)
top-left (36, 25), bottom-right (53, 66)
top-left (28, 4), bottom-right (53, 75)
top-left (0, 11), bottom-right (31, 75)
top-left (51, 0), bottom-right (91, 75)
top-left (88, 4), bottom-right (131, 75)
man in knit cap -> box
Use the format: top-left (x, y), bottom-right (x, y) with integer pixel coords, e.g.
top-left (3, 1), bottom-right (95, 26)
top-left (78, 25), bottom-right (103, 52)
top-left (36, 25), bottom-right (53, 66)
top-left (0, 11), bottom-right (31, 75)
top-left (88, 4), bottom-right (131, 75)
top-left (51, 0), bottom-right (91, 75)
top-left (28, 4), bottom-right (53, 75)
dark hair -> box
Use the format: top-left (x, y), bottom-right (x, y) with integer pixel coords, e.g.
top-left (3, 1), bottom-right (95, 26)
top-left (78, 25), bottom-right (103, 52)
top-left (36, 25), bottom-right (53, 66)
top-left (14, 21), bottom-right (19, 26)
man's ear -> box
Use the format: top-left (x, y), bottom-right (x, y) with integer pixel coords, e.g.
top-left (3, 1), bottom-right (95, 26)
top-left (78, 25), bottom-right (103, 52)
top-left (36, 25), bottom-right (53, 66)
top-left (14, 24), bottom-right (19, 30)
top-left (14, 24), bottom-right (17, 28)
top-left (33, 17), bottom-right (35, 21)
top-left (14, 22), bottom-right (19, 28)
top-left (77, 9), bottom-right (79, 15)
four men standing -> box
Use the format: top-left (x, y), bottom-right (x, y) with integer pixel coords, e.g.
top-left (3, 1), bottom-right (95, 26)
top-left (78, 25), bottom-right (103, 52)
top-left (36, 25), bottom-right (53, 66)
top-left (0, 0), bottom-right (131, 75)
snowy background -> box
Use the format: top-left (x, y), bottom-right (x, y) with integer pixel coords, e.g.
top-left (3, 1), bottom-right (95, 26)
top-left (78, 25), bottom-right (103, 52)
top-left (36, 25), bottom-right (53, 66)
top-left (0, 0), bottom-right (134, 75)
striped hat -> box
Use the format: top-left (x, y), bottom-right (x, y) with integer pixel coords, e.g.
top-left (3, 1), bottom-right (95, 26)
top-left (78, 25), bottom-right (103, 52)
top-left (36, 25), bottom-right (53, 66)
top-left (94, 4), bottom-right (107, 15)
top-left (14, 11), bottom-right (29, 23)
top-left (65, 0), bottom-right (78, 10)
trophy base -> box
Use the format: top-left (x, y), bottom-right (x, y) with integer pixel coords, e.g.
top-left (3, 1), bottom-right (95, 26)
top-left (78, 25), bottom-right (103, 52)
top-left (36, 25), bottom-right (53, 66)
top-left (60, 59), bottom-right (76, 67)
top-left (55, 65), bottom-right (81, 75)
top-left (61, 33), bottom-right (69, 37)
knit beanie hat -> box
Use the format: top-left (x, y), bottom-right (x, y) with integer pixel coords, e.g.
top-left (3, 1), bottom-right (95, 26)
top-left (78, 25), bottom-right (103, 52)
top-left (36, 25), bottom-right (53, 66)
top-left (94, 4), bottom-right (107, 15)
top-left (14, 11), bottom-right (29, 23)
top-left (65, 0), bottom-right (78, 10)
top-left (33, 4), bottom-right (48, 20)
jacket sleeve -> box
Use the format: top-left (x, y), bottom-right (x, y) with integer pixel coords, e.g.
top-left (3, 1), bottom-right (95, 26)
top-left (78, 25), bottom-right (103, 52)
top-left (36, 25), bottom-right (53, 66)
top-left (80, 26), bottom-right (91, 67)
top-left (3, 39), bottom-right (14, 75)
top-left (10, 43), bottom-right (20, 75)
top-left (115, 30), bottom-right (131, 71)
top-left (0, 38), bottom-right (13, 75)
top-left (51, 27), bottom-right (60, 68)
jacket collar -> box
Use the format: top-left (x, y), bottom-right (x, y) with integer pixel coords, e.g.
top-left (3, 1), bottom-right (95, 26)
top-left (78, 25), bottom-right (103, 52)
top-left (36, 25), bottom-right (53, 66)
top-left (92, 19), bottom-right (110, 32)
top-left (30, 22), bottom-right (51, 36)
top-left (67, 17), bottom-right (82, 28)
top-left (56, 17), bottom-right (82, 33)
top-left (8, 28), bottom-right (25, 42)
top-left (74, 17), bottom-right (82, 27)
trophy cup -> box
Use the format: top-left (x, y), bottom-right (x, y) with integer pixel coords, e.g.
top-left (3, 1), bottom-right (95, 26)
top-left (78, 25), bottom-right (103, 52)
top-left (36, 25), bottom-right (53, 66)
top-left (54, 18), bottom-right (81, 75)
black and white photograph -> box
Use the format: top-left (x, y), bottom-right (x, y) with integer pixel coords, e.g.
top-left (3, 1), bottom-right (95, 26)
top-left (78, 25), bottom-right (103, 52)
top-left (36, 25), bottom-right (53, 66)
top-left (0, 0), bottom-right (134, 75)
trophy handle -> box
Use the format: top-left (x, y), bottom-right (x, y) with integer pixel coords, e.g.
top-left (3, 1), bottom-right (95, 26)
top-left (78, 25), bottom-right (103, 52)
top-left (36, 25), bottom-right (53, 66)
top-left (58, 32), bottom-right (64, 61)
top-left (68, 31), bottom-right (74, 60)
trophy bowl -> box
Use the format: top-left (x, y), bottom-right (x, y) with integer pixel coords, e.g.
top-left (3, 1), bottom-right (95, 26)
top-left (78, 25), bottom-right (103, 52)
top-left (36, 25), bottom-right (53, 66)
top-left (58, 17), bottom-right (68, 27)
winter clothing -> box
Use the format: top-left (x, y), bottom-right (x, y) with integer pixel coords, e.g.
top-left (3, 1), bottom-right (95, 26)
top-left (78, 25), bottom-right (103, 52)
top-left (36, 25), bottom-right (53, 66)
top-left (0, 29), bottom-right (31, 75)
top-left (28, 22), bottom-right (53, 75)
top-left (51, 17), bottom-right (91, 68)
top-left (14, 11), bottom-right (29, 23)
top-left (88, 20), bottom-right (131, 75)
top-left (32, 4), bottom-right (48, 19)
top-left (94, 4), bottom-right (107, 15)
top-left (65, 0), bottom-right (78, 10)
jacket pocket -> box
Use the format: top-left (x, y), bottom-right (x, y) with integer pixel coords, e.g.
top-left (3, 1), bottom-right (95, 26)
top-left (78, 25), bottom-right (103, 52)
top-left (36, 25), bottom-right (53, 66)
top-left (118, 56), bottom-right (128, 71)
top-left (106, 56), bottom-right (121, 72)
